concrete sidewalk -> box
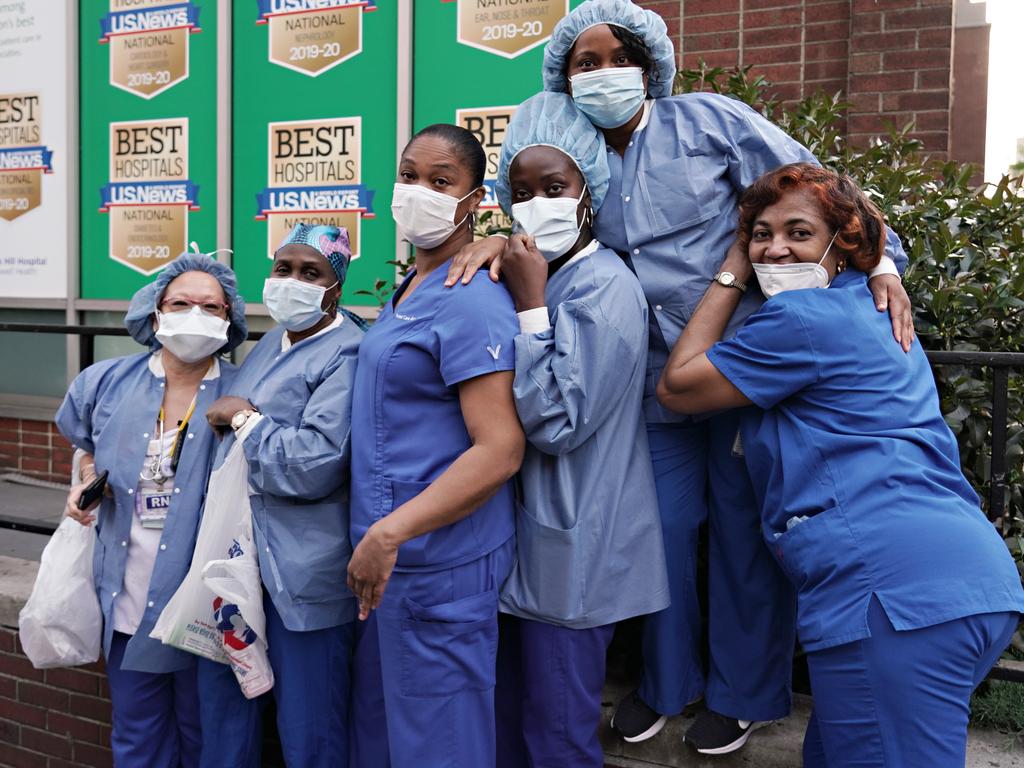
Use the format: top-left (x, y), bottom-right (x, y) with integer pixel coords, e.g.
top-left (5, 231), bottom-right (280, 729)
top-left (598, 680), bottom-right (1024, 767)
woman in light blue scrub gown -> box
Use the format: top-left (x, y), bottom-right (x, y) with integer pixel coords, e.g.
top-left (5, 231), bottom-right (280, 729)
top-left (491, 91), bottom-right (670, 768)
top-left (57, 252), bottom-right (247, 768)
top-left (195, 224), bottom-right (363, 768)
top-left (346, 123), bottom-right (525, 768)
top-left (447, 0), bottom-right (916, 754)
top-left (658, 162), bottom-right (1024, 767)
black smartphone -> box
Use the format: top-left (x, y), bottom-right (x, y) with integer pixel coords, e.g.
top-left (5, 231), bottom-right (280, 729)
top-left (77, 470), bottom-right (109, 510)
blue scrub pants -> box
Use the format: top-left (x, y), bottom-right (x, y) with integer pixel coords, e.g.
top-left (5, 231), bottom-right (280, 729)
top-left (197, 593), bottom-right (354, 767)
top-left (107, 631), bottom-right (201, 768)
top-left (803, 597), bottom-right (1018, 767)
top-left (350, 539), bottom-right (513, 768)
top-left (640, 411), bottom-right (796, 721)
top-left (495, 615), bottom-right (615, 768)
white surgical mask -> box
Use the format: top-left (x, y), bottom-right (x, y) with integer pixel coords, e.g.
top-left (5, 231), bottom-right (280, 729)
top-left (263, 277), bottom-right (337, 332)
top-left (569, 67), bottom-right (647, 129)
top-left (391, 183), bottom-right (475, 249)
top-left (752, 231), bottom-right (839, 297)
top-left (511, 187), bottom-right (588, 262)
top-left (154, 306), bottom-right (229, 363)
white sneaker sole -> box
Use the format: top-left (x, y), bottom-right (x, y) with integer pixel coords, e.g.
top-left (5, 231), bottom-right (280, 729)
top-left (693, 720), bottom-right (771, 755)
top-left (612, 713), bottom-right (668, 743)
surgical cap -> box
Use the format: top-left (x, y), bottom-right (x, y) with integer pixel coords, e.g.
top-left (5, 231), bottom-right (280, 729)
top-left (495, 92), bottom-right (610, 215)
top-left (124, 250), bottom-right (248, 353)
top-left (543, 0), bottom-right (677, 99)
top-left (275, 223), bottom-right (352, 284)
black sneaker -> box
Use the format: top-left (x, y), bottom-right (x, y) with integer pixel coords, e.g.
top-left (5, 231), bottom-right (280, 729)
top-left (684, 710), bottom-right (768, 755)
top-left (611, 690), bottom-right (668, 743)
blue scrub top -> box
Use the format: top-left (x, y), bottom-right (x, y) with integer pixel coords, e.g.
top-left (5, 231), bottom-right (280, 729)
top-left (501, 245), bottom-right (670, 629)
top-left (350, 262), bottom-right (519, 571)
top-left (56, 352), bottom-right (236, 673)
top-left (707, 270), bottom-right (1024, 651)
top-left (594, 93), bottom-right (908, 424)
top-left (215, 318), bottom-right (363, 632)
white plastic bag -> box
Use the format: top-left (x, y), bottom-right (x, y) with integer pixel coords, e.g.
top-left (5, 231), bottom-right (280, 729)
top-left (203, 529), bottom-right (274, 699)
top-left (19, 518), bottom-right (101, 669)
top-left (151, 440), bottom-right (249, 663)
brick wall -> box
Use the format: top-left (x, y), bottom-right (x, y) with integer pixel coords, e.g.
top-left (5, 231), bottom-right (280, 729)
top-left (0, 627), bottom-right (112, 768)
top-left (0, 626), bottom-right (289, 767)
top-left (0, 421), bottom-right (71, 487)
top-left (638, 0), bottom-right (955, 157)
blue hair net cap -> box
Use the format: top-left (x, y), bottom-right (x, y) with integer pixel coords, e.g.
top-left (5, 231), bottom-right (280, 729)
top-left (543, 0), bottom-right (677, 99)
top-left (496, 92), bottom-right (610, 216)
top-left (275, 223), bottom-right (352, 284)
top-left (124, 249), bottom-right (248, 354)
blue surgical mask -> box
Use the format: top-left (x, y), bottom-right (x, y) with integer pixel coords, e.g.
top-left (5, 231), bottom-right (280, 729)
top-left (263, 277), bottom-right (338, 332)
top-left (569, 67), bottom-right (647, 129)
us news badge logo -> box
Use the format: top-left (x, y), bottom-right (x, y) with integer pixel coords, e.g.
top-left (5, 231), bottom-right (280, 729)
top-left (257, 0), bottom-right (377, 77)
top-left (256, 116), bottom-right (374, 263)
top-left (101, 118), bottom-right (198, 275)
top-left (100, 1), bottom-right (202, 99)
top-left (449, 0), bottom-right (569, 59)
top-left (0, 93), bottom-right (53, 222)
top-left (457, 104), bottom-right (516, 231)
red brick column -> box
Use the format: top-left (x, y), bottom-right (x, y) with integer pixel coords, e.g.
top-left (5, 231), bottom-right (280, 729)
top-left (635, 0), bottom-right (954, 158)
top-left (0, 627), bottom-right (112, 768)
top-left (847, 0), bottom-right (953, 156)
top-left (0, 420), bottom-right (72, 486)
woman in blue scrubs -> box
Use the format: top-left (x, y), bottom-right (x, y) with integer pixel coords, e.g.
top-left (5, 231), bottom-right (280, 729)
top-left (195, 224), bottom-right (363, 768)
top-left (347, 124), bottom-right (525, 768)
top-left (658, 162), bottom-right (1024, 767)
top-left (58, 252), bottom-right (246, 768)
top-left (492, 91), bottom-right (670, 768)
top-left (447, 0), bottom-right (916, 753)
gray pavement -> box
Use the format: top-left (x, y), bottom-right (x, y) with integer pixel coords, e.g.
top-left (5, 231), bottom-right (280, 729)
top-left (599, 681), bottom-right (1024, 767)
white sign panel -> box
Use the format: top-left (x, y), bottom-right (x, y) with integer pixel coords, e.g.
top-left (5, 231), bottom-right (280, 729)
top-left (0, 1), bottom-right (71, 298)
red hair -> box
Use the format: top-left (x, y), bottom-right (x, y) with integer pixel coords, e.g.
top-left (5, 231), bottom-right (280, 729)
top-left (737, 163), bottom-right (885, 272)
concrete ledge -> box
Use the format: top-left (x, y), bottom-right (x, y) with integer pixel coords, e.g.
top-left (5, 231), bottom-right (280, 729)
top-left (0, 555), bottom-right (38, 627)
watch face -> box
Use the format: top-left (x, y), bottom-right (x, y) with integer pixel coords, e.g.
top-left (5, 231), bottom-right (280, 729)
top-left (719, 272), bottom-right (735, 286)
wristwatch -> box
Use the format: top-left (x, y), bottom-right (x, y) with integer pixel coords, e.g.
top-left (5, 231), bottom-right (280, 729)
top-left (712, 271), bottom-right (747, 292)
top-left (230, 409), bottom-right (258, 432)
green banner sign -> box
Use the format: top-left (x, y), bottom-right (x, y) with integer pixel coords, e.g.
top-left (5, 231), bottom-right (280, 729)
top-left (232, 0), bottom-right (397, 308)
top-left (413, 1), bottom-right (583, 232)
top-left (80, 0), bottom-right (218, 300)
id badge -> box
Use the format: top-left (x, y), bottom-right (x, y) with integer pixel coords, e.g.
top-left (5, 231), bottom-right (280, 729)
top-left (140, 487), bottom-right (172, 529)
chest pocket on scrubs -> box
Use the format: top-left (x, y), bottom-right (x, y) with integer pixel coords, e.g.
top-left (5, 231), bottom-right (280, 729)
top-left (637, 155), bottom-right (720, 238)
top-left (399, 588), bottom-right (499, 698)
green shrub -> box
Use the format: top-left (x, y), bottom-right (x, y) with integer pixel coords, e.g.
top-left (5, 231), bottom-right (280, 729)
top-left (675, 62), bottom-right (1024, 650)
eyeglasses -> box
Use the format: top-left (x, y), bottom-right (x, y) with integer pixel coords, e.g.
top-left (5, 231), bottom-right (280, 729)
top-left (160, 297), bottom-right (230, 317)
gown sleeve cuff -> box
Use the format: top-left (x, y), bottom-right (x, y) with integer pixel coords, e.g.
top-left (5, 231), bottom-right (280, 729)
top-left (517, 307), bottom-right (551, 335)
top-left (868, 255), bottom-right (899, 280)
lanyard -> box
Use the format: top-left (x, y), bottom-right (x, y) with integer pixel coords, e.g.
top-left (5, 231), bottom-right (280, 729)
top-left (142, 381), bottom-right (203, 485)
